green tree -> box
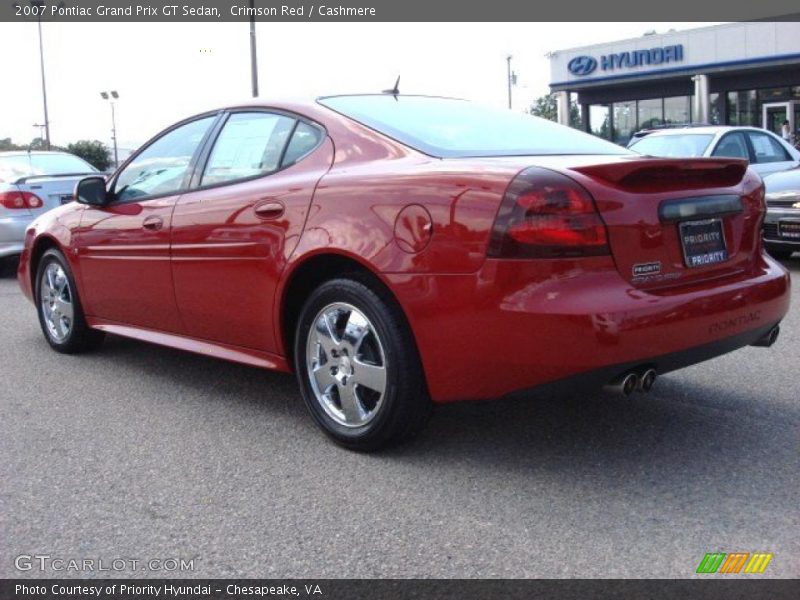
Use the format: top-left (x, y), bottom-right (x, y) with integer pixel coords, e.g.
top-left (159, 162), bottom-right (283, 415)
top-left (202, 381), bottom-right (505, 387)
top-left (528, 93), bottom-right (581, 127)
top-left (0, 138), bottom-right (25, 151)
top-left (28, 137), bottom-right (48, 150)
top-left (66, 140), bottom-right (111, 171)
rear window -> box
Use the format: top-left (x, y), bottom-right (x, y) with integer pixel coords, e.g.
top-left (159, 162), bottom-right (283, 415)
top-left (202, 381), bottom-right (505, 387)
top-left (318, 95), bottom-right (628, 158)
top-left (630, 134), bottom-right (714, 158)
top-left (0, 153), bottom-right (97, 182)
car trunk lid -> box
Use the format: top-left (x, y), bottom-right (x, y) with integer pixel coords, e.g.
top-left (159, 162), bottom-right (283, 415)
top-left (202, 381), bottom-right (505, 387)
top-left (17, 174), bottom-right (95, 213)
top-left (565, 157), bottom-right (764, 289)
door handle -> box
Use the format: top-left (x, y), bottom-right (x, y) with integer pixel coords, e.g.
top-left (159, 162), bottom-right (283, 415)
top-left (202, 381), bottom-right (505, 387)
top-left (254, 201), bottom-right (285, 220)
top-left (142, 216), bottom-right (163, 231)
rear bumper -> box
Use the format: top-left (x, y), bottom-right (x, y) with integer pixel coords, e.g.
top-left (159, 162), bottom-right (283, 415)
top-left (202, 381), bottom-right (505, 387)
top-left (0, 213), bottom-right (32, 258)
top-left (387, 254), bottom-right (791, 403)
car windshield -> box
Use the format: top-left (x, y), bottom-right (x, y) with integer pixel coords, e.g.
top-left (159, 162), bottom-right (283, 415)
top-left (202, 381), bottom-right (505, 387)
top-left (0, 153), bottom-right (97, 182)
top-left (629, 134), bottom-right (715, 158)
top-left (319, 95), bottom-right (629, 158)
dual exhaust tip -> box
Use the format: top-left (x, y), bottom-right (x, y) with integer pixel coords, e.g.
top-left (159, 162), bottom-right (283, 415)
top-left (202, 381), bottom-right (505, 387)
top-left (604, 368), bottom-right (657, 397)
top-left (603, 325), bottom-right (780, 397)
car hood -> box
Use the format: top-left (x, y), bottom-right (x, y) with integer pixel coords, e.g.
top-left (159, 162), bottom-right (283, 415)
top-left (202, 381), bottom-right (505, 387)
top-left (763, 167), bottom-right (800, 194)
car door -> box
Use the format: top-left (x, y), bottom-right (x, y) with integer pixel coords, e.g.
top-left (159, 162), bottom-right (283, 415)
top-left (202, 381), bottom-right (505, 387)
top-left (75, 115), bottom-right (218, 332)
top-left (170, 110), bottom-right (334, 352)
top-left (743, 130), bottom-right (798, 176)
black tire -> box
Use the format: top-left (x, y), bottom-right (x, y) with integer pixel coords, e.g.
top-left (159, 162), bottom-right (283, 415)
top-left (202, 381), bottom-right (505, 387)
top-left (35, 248), bottom-right (105, 353)
top-left (294, 276), bottom-right (432, 451)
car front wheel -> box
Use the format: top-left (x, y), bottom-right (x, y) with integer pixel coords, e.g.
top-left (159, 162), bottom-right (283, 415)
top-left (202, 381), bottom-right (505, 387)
top-left (294, 277), bottom-right (431, 451)
top-left (35, 248), bottom-right (105, 353)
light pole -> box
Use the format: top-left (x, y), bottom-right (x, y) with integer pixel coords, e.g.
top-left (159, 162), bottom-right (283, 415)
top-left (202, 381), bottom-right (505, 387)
top-left (249, 0), bottom-right (259, 97)
top-left (15, 0), bottom-right (64, 150)
top-left (506, 55), bottom-right (516, 110)
top-left (100, 91), bottom-right (119, 168)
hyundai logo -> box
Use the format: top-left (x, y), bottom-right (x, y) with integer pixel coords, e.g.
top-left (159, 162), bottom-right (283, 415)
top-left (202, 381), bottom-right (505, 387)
top-left (568, 55), bottom-right (598, 76)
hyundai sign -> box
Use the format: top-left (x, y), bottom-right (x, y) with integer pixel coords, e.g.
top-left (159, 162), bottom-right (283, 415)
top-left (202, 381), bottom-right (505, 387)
top-left (567, 55), bottom-right (598, 76)
top-left (567, 44), bottom-right (684, 77)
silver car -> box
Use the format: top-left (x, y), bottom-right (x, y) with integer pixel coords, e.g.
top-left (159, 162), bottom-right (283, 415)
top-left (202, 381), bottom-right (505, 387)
top-left (628, 126), bottom-right (800, 177)
top-left (763, 168), bottom-right (800, 260)
top-left (0, 151), bottom-right (98, 266)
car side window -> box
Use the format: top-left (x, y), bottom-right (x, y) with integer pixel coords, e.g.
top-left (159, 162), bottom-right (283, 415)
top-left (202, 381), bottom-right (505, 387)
top-left (711, 132), bottom-right (749, 160)
top-left (281, 122), bottom-right (324, 168)
top-left (114, 116), bottom-right (215, 202)
top-left (201, 112), bottom-right (296, 186)
top-left (746, 132), bottom-right (791, 163)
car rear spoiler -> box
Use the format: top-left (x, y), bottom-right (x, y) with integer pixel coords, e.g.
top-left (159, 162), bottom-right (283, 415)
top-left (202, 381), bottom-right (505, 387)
top-left (13, 172), bottom-right (100, 185)
top-left (572, 158), bottom-right (749, 193)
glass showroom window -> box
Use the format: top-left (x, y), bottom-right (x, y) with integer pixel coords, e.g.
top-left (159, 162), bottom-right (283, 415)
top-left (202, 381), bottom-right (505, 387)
top-left (637, 98), bottom-right (663, 130)
top-left (589, 104), bottom-right (611, 139)
top-left (612, 100), bottom-right (636, 145)
top-left (759, 87), bottom-right (791, 102)
top-left (709, 93), bottom-right (722, 125)
top-left (569, 100), bottom-right (582, 130)
top-left (727, 90), bottom-right (757, 126)
top-left (664, 96), bottom-right (691, 125)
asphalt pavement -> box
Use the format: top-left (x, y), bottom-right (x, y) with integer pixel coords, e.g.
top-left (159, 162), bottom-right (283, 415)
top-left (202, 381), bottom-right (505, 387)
top-left (1, 259), bottom-right (798, 578)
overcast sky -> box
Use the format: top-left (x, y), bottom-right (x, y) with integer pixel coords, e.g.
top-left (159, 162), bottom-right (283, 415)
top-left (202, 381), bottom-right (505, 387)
top-left (0, 22), bottom-right (719, 150)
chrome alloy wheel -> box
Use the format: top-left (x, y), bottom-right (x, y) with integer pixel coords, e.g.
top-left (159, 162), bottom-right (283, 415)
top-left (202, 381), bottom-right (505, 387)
top-left (305, 302), bottom-right (388, 428)
top-left (40, 262), bottom-right (74, 342)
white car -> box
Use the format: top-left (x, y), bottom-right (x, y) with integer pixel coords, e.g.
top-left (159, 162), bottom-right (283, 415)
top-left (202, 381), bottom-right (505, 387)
top-left (628, 126), bottom-right (800, 176)
top-left (0, 151), bottom-right (98, 268)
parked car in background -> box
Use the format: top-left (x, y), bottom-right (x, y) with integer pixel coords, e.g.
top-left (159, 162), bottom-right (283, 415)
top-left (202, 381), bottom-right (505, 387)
top-left (763, 168), bottom-right (800, 259)
top-left (626, 122), bottom-right (710, 147)
top-left (0, 151), bottom-right (98, 270)
top-left (16, 96), bottom-right (790, 450)
top-left (628, 126), bottom-right (800, 176)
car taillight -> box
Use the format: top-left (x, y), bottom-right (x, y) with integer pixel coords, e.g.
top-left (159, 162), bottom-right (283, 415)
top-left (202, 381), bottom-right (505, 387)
top-left (487, 167), bottom-right (609, 259)
top-left (0, 191), bottom-right (43, 210)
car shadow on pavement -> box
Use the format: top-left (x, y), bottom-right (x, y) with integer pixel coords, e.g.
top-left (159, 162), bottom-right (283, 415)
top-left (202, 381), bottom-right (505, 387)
top-left (0, 257), bottom-right (19, 279)
top-left (384, 376), bottom-right (799, 512)
top-left (53, 302), bottom-right (796, 535)
top-left (93, 333), bottom-right (305, 417)
top-left (777, 256), bottom-right (800, 272)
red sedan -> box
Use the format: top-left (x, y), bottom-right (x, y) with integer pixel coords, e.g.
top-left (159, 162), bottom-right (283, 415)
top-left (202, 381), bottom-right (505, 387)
top-left (17, 95), bottom-right (790, 450)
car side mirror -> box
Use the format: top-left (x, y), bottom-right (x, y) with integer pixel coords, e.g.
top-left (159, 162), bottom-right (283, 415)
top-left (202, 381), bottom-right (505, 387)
top-left (74, 176), bottom-right (109, 206)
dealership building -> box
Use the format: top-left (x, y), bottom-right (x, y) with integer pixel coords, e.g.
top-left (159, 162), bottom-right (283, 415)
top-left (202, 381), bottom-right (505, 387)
top-left (549, 22), bottom-right (800, 145)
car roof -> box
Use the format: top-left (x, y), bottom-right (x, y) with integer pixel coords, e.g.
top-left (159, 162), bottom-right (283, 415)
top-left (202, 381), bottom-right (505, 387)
top-left (640, 126), bottom-right (768, 137)
top-left (0, 150), bottom-right (76, 157)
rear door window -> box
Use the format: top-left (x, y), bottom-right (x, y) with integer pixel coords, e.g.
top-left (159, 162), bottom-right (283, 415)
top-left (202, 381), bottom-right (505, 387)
top-left (746, 132), bottom-right (791, 164)
top-left (201, 112), bottom-right (296, 186)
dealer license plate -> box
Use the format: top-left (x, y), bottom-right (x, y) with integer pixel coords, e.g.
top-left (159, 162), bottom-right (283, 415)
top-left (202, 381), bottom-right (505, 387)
top-left (679, 218), bottom-right (728, 268)
top-left (778, 220), bottom-right (800, 240)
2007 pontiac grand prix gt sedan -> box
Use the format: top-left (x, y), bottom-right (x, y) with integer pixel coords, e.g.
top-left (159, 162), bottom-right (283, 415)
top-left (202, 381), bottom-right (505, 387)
top-left (17, 95), bottom-right (791, 450)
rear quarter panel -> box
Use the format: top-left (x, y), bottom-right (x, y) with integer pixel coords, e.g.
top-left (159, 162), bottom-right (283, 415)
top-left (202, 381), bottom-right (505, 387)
top-left (294, 157), bottom-right (517, 274)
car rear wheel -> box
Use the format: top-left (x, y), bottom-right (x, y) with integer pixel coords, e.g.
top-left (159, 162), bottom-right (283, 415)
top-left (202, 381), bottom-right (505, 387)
top-left (294, 277), bottom-right (431, 451)
top-left (35, 248), bottom-right (105, 353)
